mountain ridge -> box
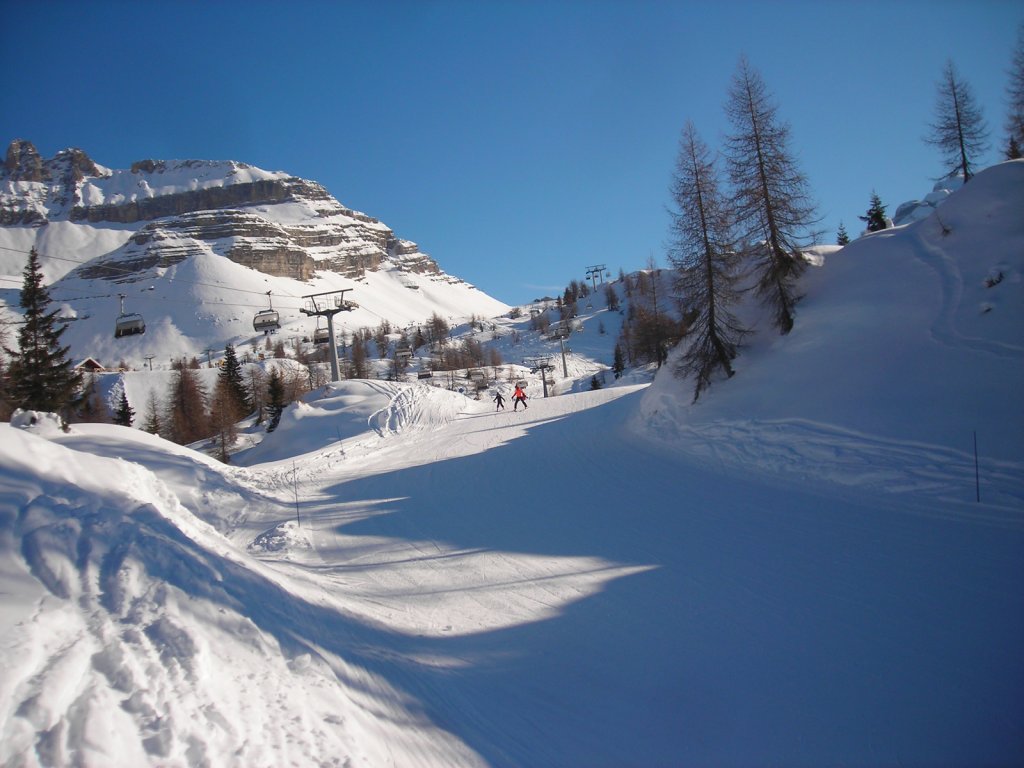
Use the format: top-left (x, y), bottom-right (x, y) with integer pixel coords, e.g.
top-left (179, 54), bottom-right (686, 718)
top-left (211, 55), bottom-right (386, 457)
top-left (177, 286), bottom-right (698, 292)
top-left (0, 139), bottom-right (509, 366)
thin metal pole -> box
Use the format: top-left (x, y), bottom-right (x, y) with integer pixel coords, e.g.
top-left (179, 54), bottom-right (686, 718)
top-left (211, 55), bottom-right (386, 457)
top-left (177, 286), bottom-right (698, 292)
top-left (973, 431), bottom-right (980, 503)
top-left (293, 461), bottom-right (301, 526)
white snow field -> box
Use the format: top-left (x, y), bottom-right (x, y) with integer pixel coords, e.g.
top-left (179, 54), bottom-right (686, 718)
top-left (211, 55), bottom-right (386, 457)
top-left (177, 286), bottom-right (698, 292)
top-left (2, 161), bottom-right (1023, 767)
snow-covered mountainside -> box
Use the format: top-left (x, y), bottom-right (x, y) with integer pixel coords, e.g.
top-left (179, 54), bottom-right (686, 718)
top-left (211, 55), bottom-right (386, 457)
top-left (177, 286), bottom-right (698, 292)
top-left (0, 140), bottom-right (509, 366)
top-left (0, 161), bottom-right (1021, 767)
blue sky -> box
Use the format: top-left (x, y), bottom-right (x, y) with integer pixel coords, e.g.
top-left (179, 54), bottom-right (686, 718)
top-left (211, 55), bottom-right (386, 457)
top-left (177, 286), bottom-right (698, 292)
top-left (1, 0), bottom-right (1019, 306)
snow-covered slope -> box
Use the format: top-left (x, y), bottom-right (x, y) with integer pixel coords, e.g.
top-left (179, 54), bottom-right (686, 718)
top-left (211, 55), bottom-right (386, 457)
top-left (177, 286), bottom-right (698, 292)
top-left (642, 160), bottom-right (1024, 471)
top-left (1, 162), bottom-right (1022, 767)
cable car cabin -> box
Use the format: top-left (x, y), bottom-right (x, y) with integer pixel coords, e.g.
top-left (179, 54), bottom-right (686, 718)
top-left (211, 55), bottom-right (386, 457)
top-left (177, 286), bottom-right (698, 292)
top-left (114, 313), bottom-right (145, 338)
top-left (313, 327), bottom-right (330, 345)
top-left (253, 309), bottom-right (281, 334)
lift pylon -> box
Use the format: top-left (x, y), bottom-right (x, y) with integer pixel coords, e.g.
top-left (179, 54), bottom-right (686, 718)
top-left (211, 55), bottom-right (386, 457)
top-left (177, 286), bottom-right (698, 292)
top-left (299, 289), bottom-right (357, 382)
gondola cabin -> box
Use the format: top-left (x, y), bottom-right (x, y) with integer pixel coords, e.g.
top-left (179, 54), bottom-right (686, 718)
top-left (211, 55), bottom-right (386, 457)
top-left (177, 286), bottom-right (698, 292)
top-left (114, 313), bottom-right (145, 338)
top-left (253, 309), bottom-right (280, 333)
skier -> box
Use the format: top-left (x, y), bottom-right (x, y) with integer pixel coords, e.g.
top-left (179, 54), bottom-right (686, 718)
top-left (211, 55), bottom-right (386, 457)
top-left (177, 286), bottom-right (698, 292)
top-left (513, 384), bottom-right (528, 411)
top-left (493, 391), bottom-right (505, 411)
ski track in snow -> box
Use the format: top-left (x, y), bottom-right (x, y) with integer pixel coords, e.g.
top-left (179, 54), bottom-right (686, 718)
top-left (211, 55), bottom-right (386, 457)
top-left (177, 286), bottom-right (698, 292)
top-left (649, 416), bottom-right (1024, 520)
top-left (910, 215), bottom-right (1024, 359)
top-left (1, 424), bottom-right (485, 768)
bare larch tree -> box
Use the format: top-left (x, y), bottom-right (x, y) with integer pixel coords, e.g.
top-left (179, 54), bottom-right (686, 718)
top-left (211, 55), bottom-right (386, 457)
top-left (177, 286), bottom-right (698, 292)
top-left (926, 60), bottom-right (989, 182)
top-left (669, 121), bottom-right (747, 403)
top-left (724, 56), bottom-right (819, 335)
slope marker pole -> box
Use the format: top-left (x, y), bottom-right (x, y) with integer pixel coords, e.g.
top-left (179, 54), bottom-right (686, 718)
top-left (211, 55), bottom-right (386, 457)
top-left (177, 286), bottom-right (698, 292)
top-left (973, 431), bottom-right (980, 503)
top-left (293, 461), bottom-right (301, 526)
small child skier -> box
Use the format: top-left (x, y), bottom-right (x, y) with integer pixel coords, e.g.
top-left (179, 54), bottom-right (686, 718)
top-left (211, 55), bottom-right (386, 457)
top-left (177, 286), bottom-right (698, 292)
top-left (493, 391), bottom-right (505, 410)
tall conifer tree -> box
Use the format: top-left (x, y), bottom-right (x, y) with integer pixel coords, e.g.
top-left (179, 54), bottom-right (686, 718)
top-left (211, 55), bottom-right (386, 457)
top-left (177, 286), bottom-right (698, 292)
top-left (926, 60), bottom-right (989, 182)
top-left (1006, 25), bottom-right (1024, 159)
top-left (859, 192), bottom-right (889, 232)
top-left (669, 121), bottom-right (746, 402)
top-left (165, 360), bottom-right (208, 444)
top-left (4, 247), bottom-right (82, 416)
top-left (113, 388), bottom-right (135, 427)
top-left (219, 343), bottom-right (250, 416)
top-left (724, 56), bottom-right (819, 335)
top-left (266, 367), bottom-right (286, 432)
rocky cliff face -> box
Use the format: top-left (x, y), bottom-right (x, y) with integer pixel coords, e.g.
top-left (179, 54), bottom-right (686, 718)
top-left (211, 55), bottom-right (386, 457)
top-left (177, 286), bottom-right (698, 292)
top-left (0, 139), bottom-right (445, 282)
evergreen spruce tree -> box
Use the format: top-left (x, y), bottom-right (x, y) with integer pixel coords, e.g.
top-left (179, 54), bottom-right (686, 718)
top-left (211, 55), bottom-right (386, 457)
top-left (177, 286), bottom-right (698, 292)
top-left (113, 388), bottom-right (135, 427)
top-left (611, 343), bottom-right (625, 379)
top-left (0, 330), bottom-right (12, 421)
top-left (724, 56), bottom-right (819, 335)
top-left (1007, 135), bottom-right (1022, 161)
top-left (836, 221), bottom-right (850, 246)
top-left (1006, 24), bottom-right (1024, 160)
top-left (219, 343), bottom-right (251, 416)
top-left (926, 60), bottom-right (989, 182)
top-left (4, 248), bottom-right (82, 416)
top-left (142, 390), bottom-right (162, 435)
top-left (266, 367), bottom-right (286, 432)
top-left (669, 121), bottom-right (747, 403)
top-left (859, 192), bottom-right (889, 232)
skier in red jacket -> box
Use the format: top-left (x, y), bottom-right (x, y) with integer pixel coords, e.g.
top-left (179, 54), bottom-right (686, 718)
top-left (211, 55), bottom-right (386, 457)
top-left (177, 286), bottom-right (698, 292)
top-left (513, 385), bottom-right (528, 411)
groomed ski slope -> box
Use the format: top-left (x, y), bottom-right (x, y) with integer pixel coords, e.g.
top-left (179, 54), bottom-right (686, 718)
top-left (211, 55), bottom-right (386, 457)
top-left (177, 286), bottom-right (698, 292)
top-left (2, 376), bottom-right (1021, 767)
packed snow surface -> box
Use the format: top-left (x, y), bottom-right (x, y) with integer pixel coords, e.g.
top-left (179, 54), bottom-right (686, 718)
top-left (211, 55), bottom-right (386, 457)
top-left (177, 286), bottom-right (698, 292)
top-left (1, 161), bottom-right (1023, 766)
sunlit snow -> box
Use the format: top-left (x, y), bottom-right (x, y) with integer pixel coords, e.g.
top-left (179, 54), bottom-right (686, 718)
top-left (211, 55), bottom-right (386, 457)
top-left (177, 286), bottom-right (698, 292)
top-left (1, 161), bottom-right (1023, 767)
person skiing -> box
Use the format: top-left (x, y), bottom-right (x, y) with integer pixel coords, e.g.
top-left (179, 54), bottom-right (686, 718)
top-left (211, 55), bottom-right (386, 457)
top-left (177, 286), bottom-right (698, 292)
top-left (513, 384), bottom-right (528, 411)
top-left (493, 391), bottom-right (505, 410)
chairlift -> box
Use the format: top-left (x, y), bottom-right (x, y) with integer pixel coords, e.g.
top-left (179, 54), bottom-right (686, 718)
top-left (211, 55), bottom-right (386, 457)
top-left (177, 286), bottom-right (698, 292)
top-left (253, 291), bottom-right (280, 334)
top-left (313, 317), bottom-right (330, 345)
top-left (114, 294), bottom-right (145, 338)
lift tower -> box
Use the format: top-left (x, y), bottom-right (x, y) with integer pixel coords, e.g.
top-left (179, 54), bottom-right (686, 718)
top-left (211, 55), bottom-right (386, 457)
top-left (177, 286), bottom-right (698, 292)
top-left (525, 356), bottom-right (554, 398)
top-left (585, 264), bottom-right (607, 294)
top-left (299, 290), bottom-right (358, 382)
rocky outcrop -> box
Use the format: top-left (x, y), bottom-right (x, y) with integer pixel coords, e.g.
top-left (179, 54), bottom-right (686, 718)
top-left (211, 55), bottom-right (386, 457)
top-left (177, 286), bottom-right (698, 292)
top-left (1, 140), bottom-right (105, 223)
top-left (68, 177), bottom-right (329, 224)
top-left (4, 139), bottom-right (46, 181)
top-left (4, 140), bottom-right (101, 184)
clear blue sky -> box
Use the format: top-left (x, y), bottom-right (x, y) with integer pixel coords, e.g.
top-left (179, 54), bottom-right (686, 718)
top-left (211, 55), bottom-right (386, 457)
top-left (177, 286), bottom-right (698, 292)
top-left (1, 0), bottom-right (1019, 306)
